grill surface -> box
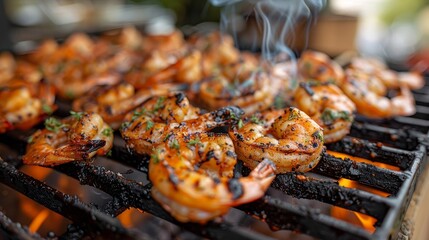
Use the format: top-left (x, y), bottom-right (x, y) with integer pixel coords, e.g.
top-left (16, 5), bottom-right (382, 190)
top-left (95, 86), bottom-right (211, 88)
top-left (0, 75), bottom-right (428, 239)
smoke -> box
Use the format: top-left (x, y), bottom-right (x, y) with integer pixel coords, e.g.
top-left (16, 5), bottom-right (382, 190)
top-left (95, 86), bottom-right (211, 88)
top-left (209, 0), bottom-right (326, 62)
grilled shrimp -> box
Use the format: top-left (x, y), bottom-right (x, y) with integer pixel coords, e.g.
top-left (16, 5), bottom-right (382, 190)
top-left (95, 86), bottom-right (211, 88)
top-left (0, 81), bottom-right (56, 133)
top-left (121, 93), bottom-right (243, 155)
top-left (229, 107), bottom-right (324, 173)
top-left (189, 31), bottom-right (240, 77)
top-left (144, 50), bottom-right (203, 86)
top-left (341, 69), bottom-right (415, 118)
top-left (298, 50), bottom-right (345, 84)
top-left (143, 30), bottom-right (186, 53)
top-left (350, 57), bottom-right (424, 90)
top-left (0, 52), bottom-right (15, 83)
top-left (73, 82), bottom-right (175, 129)
top-left (293, 82), bottom-right (356, 143)
top-left (150, 133), bottom-right (276, 223)
top-left (23, 112), bottom-right (113, 166)
top-left (197, 70), bottom-right (282, 115)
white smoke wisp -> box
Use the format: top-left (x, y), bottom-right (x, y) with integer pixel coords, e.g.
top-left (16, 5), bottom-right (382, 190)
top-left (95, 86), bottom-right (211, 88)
top-left (209, 0), bottom-right (326, 64)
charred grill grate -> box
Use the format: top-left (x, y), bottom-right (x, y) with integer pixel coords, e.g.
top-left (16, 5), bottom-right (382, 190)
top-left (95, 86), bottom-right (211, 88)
top-left (0, 76), bottom-right (429, 239)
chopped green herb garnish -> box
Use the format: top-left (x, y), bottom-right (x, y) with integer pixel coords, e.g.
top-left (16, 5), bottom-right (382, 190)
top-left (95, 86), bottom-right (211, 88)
top-left (187, 137), bottom-right (203, 148)
top-left (321, 109), bottom-right (351, 125)
top-left (132, 108), bottom-right (147, 121)
top-left (44, 117), bottom-right (68, 133)
top-left (230, 111), bottom-right (239, 120)
top-left (102, 127), bottom-right (113, 136)
top-left (170, 138), bottom-right (180, 150)
top-left (42, 104), bottom-right (53, 115)
top-left (273, 95), bottom-right (285, 109)
top-left (287, 109), bottom-right (300, 121)
top-left (27, 135), bottom-right (34, 144)
top-left (65, 90), bottom-right (75, 99)
top-left (153, 96), bottom-right (166, 112)
top-left (151, 149), bottom-right (161, 164)
top-left (70, 111), bottom-right (83, 120)
top-left (120, 121), bottom-right (131, 131)
top-left (238, 119), bottom-right (244, 129)
top-left (146, 120), bottom-right (154, 130)
top-left (106, 150), bottom-right (112, 157)
top-left (163, 133), bottom-right (173, 142)
top-left (250, 115), bottom-right (264, 124)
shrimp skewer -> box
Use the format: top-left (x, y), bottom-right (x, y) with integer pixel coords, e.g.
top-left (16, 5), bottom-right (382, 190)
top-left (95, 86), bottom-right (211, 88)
top-left (23, 112), bottom-right (113, 166)
top-left (293, 82), bottom-right (356, 143)
top-left (229, 107), bottom-right (324, 173)
top-left (150, 132), bottom-right (276, 223)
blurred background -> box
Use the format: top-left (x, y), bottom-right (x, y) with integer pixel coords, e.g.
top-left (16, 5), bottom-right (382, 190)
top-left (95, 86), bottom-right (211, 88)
top-left (1, 0), bottom-right (429, 67)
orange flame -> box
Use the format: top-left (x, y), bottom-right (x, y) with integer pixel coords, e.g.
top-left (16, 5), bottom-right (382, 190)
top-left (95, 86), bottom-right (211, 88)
top-left (328, 149), bottom-right (393, 233)
top-left (29, 209), bottom-right (50, 233)
top-left (331, 178), bottom-right (376, 233)
top-left (118, 209), bottom-right (149, 228)
top-left (327, 150), bottom-right (400, 171)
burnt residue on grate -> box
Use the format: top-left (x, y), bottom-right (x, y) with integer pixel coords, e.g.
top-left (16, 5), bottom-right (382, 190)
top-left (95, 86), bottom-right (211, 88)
top-left (0, 211), bottom-right (44, 240)
top-left (0, 159), bottom-right (143, 240)
top-left (0, 99), bottom-right (428, 239)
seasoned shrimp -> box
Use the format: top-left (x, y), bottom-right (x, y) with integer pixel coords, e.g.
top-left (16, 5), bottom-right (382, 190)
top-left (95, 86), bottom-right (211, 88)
top-left (142, 30), bottom-right (186, 53)
top-left (54, 65), bottom-right (121, 99)
top-left (341, 69), bottom-right (416, 118)
top-left (121, 94), bottom-right (243, 155)
top-left (150, 132), bottom-right (276, 223)
top-left (350, 57), bottom-right (424, 90)
top-left (23, 112), bottom-right (113, 166)
top-left (73, 82), bottom-right (175, 129)
top-left (143, 50), bottom-right (203, 86)
top-left (197, 70), bottom-right (282, 115)
top-left (293, 82), bottom-right (356, 143)
top-left (189, 31), bottom-right (240, 76)
top-left (0, 81), bottom-right (56, 133)
top-left (0, 52), bottom-right (15, 83)
top-left (298, 50), bottom-right (345, 84)
top-left (229, 107), bottom-right (324, 173)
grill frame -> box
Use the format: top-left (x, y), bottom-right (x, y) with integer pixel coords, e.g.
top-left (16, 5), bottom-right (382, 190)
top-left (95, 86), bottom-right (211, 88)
top-left (0, 75), bottom-right (429, 239)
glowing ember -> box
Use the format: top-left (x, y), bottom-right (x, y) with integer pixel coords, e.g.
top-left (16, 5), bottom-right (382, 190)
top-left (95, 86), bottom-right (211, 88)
top-left (331, 178), bottom-right (379, 233)
top-left (29, 209), bottom-right (50, 233)
top-left (327, 150), bottom-right (400, 171)
top-left (118, 208), bottom-right (148, 228)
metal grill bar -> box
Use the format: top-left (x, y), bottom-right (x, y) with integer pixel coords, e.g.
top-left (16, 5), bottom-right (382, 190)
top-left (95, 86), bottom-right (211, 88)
top-left (2, 125), bottom-right (426, 240)
top-left (350, 122), bottom-right (420, 150)
top-left (238, 196), bottom-right (372, 240)
top-left (313, 153), bottom-right (405, 194)
top-left (0, 211), bottom-right (44, 240)
top-left (0, 160), bottom-right (140, 240)
top-left (53, 161), bottom-right (275, 240)
top-left (270, 173), bottom-right (391, 221)
top-left (328, 137), bottom-right (416, 170)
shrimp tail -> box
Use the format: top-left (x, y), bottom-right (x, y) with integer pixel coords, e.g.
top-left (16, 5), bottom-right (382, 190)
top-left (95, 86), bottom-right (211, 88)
top-left (61, 140), bottom-right (106, 159)
top-left (250, 158), bottom-right (277, 179)
top-left (83, 140), bottom-right (107, 153)
top-left (231, 159), bottom-right (276, 206)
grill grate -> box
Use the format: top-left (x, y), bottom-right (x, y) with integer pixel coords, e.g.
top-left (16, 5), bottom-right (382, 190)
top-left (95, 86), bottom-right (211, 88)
top-left (0, 76), bottom-right (429, 239)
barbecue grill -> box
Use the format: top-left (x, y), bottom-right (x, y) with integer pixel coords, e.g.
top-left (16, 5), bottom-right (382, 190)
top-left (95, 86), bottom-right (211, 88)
top-left (0, 60), bottom-right (428, 240)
